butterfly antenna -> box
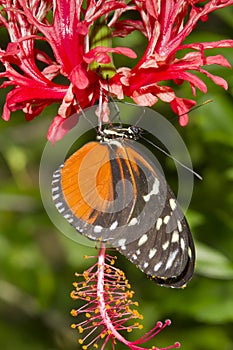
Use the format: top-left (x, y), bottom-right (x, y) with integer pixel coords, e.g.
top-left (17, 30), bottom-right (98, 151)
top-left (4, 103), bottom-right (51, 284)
top-left (186, 99), bottom-right (213, 115)
top-left (104, 78), bottom-right (122, 126)
top-left (148, 100), bottom-right (212, 177)
top-left (141, 135), bottom-right (202, 180)
top-left (172, 99), bottom-right (213, 122)
top-left (98, 86), bottom-right (103, 132)
top-left (133, 105), bottom-right (146, 126)
top-left (74, 96), bottom-right (99, 132)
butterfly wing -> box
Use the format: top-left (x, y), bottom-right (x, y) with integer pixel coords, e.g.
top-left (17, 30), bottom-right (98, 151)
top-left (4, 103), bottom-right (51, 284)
top-left (52, 139), bottom-right (195, 287)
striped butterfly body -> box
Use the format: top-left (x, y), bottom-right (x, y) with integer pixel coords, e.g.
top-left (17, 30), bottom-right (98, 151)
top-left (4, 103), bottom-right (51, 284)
top-left (52, 125), bottom-right (195, 288)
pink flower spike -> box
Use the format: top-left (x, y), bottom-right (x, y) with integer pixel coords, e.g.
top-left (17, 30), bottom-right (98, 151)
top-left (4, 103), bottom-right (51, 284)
top-left (70, 247), bottom-right (180, 350)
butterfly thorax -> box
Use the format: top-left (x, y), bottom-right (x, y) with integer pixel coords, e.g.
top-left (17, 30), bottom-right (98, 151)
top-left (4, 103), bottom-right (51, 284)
top-left (97, 126), bottom-right (142, 143)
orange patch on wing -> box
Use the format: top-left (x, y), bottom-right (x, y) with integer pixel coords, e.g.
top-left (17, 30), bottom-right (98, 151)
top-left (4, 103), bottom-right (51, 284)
top-left (61, 142), bottom-right (114, 224)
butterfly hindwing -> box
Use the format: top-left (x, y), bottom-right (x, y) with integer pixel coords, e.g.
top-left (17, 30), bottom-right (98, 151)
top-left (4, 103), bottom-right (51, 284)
top-left (116, 184), bottom-right (195, 288)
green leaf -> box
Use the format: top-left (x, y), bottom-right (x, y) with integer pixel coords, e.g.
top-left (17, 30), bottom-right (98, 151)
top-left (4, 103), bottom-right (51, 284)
top-left (196, 241), bottom-right (233, 279)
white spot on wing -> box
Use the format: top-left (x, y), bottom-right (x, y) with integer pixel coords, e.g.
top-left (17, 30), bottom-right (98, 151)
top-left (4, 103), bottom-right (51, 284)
top-left (53, 172), bottom-right (61, 178)
top-left (169, 198), bottom-right (177, 211)
top-left (52, 179), bottom-right (60, 184)
top-left (55, 202), bottom-right (65, 213)
top-left (118, 238), bottom-right (126, 250)
top-left (52, 186), bottom-right (59, 193)
top-left (143, 178), bottom-right (160, 202)
top-left (128, 217), bottom-right (138, 226)
top-left (154, 261), bottom-right (162, 272)
top-left (87, 233), bottom-right (98, 240)
top-left (180, 238), bottom-right (185, 251)
top-left (162, 240), bottom-right (169, 250)
top-left (163, 215), bottom-right (170, 224)
top-left (177, 220), bottom-right (182, 232)
top-left (64, 214), bottom-right (71, 219)
top-left (149, 248), bottom-right (157, 259)
top-left (188, 247), bottom-right (192, 258)
top-left (171, 230), bottom-right (179, 243)
top-left (165, 250), bottom-right (178, 270)
top-left (156, 217), bottom-right (163, 230)
top-left (138, 234), bottom-right (148, 246)
top-left (52, 193), bottom-right (60, 200)
top-left (55, 202), bottom-right (63, 209)
top-left (94, 225), bottom-right (103, 233)
top-left (110, 221), bottom-right (118, 231)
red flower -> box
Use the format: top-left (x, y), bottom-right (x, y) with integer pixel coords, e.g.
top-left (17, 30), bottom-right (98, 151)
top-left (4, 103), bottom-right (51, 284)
top-left (120, 0), bottom-right (233, 126)
top-left (70, 246), bottom-right (180, 350)
top-left (0, 0), bottom-right (233, 142)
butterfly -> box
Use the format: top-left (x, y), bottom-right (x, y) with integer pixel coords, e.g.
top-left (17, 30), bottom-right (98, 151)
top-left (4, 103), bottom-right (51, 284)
top-left (52, 125), bottom-right (195, 288)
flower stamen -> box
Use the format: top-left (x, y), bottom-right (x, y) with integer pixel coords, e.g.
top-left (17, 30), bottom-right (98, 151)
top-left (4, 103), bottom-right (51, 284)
top-left (71, 245), bottom-right (180, 350)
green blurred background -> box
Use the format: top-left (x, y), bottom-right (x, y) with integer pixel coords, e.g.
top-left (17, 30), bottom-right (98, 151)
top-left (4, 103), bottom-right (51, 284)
top-left (0, 7), bottom-right (233, 350)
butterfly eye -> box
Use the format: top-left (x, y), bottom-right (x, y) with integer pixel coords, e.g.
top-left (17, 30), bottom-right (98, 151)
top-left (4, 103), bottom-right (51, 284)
top-left (128, 125), bottom-right (140, 135)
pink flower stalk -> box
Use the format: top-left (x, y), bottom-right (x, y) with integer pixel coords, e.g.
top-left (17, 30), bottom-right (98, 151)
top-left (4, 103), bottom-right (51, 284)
top-left (0, 0), bottom-right (233, 142)
top-left (71, 246), bottom-right (180, 350)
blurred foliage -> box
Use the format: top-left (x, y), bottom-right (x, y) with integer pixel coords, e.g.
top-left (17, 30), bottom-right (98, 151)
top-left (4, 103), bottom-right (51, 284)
top-left (1, 7), bottom-right (233, 350)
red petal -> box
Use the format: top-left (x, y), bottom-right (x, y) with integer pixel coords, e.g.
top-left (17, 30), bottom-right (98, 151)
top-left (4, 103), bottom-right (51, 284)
top-left (84, 46), bottom-right (136, 64)
top-left (113, 20), bottom-right (145, 38)
top-left (199, 69), bottom-right (228, 90)
top-left (181, 39), bottom-right (233, 52)
top-left (170, 98), bottom-right (196, 126)
top-left (131, 92), bottom-right (158, 106)
top-left (144, 0), bottom-right (158, 19)
top-left (6, 86), bottom-right (65, 106)
top-left (2, 103), bottom-right (11, 121)
top-left (47, 114), bottom-right (79, 145)
top-left (69, 65), bottom-right (89, 89)
top-left (206, 54), bottom-right (231, 68)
